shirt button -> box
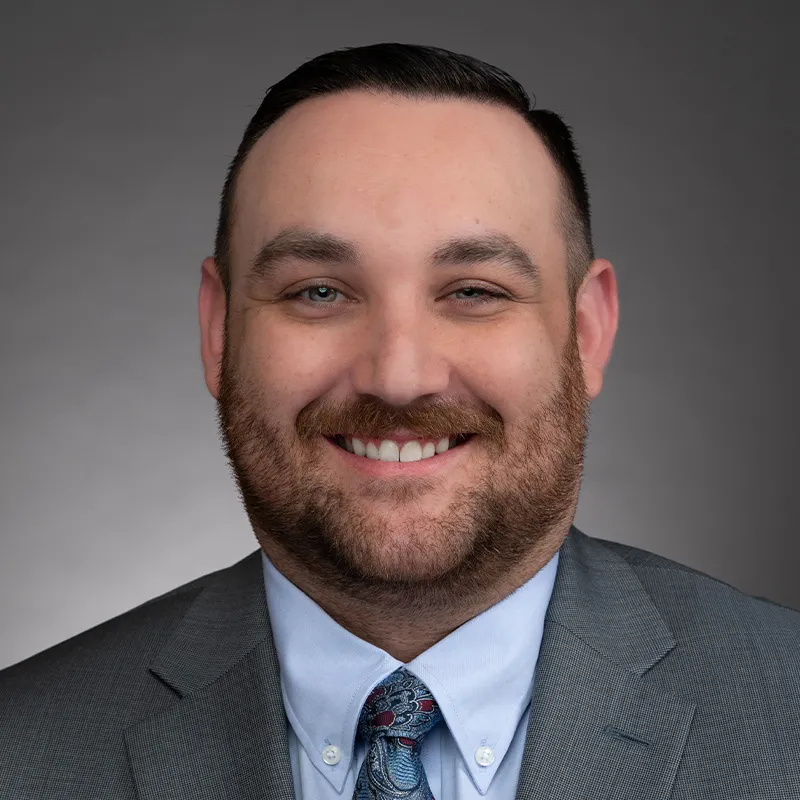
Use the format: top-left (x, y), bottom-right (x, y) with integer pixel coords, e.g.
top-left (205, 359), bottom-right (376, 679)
top-left (321, 745), bottom-right (342, 765)
top-left (475, 746), bottom-right (495, 767)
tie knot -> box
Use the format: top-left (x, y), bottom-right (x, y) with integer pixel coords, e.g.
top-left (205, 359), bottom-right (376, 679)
top-left (358, 668), bottom-right (443, 746)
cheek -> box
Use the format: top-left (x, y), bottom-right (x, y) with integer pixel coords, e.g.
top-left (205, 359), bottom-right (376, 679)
top-left (457, 317), bottom-right (558, 415)
top-left (236, 307), bottom-right (560, 424)
top-left (238, 314), bottom-right (348, 408)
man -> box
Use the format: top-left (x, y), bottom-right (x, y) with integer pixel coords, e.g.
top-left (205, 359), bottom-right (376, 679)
top-left (1, 42), bottom-right (798, 800)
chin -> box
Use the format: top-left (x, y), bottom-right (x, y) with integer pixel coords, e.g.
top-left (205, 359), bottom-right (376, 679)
top-left (335, 520), bottom-right (472, 584)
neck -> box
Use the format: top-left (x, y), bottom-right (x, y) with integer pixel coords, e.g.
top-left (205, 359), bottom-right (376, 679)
top-left (258, 529), bottom-right (566, 663)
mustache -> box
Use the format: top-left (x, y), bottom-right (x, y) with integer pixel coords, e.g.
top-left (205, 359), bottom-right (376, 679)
top-left (296, 395), bottom-right (505, 443)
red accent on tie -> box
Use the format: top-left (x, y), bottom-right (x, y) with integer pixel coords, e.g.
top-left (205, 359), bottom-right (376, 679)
top-left (371, 710), bottom-right (396, 727)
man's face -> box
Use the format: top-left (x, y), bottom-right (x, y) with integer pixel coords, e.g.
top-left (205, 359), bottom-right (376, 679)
top-left (204, 92), bottom-right (601, 603)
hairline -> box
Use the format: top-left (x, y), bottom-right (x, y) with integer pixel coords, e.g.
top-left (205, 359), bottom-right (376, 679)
top-left (217, 89), bottom-right (589, 302)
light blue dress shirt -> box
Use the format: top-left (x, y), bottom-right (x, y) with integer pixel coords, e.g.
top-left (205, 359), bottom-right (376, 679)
top-left (262, 549), bottom-right (559, 799)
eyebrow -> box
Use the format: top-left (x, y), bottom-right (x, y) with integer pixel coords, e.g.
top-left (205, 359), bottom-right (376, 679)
top-left (246, 226), bottom-right (542, 289)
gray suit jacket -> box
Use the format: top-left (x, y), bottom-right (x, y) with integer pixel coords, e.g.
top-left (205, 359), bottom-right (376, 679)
top-left (1, 526), bottom-right (799, 799)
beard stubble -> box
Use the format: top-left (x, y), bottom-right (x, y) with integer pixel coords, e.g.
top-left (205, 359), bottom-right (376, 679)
top-left (216, 325), bottom-right (590, 611)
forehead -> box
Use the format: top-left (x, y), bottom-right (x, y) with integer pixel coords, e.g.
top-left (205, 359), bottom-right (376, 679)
top-left (230, 91), bottom-right (565, 276)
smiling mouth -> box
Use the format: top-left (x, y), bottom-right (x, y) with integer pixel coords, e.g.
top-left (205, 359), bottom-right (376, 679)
top-left (326, 433), bottom-right (474, 463)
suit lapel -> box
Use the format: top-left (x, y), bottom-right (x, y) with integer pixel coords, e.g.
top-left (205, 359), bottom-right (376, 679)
top-left (124, 527), bottom-right (696, 800)
top-left (515, 527), bottom-right (697, 799)
top-left (124, 552), bottom-right (295, 800)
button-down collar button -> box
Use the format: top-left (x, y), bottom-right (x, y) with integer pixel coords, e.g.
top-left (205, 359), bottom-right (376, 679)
top-left (475, 745), bottom-right (495, 766)
top-left (321, 744), bottom-right (342, 765)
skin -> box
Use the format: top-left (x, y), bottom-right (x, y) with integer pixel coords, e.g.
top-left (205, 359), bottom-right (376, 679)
top-left (199, 91), bottom-right (619, 662)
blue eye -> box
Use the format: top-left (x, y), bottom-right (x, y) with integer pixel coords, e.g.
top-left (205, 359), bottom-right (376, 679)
top-left (285, 284), bottom-right (508, 307)
top-left (296, 285), bottom-right (340, 303)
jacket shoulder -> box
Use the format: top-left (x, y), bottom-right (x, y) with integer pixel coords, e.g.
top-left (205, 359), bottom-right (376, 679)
top-left (0, 551), bottom-right (261, 718)
top-left (0, 551), bottom-right (263, 798)
top-left (595, 534), bottom-right (800, 666)
top-left (585, 535), bottom-right (800, 793)
top-left (599, 534), bottom-right (799, 617)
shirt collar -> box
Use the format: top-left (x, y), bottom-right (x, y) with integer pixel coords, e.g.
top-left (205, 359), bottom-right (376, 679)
top-left (262, 549), bottom-right (559, 794)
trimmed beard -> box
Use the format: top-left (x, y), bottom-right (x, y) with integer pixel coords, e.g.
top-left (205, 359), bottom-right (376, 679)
top-left (216, 325), bottom-right (590, 611)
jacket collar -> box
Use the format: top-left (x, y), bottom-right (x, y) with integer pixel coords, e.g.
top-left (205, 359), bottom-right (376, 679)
top-left (514, 527), bottom-right (696, 799)
top-left (125, 551), bottom-right (295, 800)
top-left (125, 526), bottom-right (696, 800)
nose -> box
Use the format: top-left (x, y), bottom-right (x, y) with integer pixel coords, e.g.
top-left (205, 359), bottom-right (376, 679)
top-left (349, 301), bottom-right (450, 406)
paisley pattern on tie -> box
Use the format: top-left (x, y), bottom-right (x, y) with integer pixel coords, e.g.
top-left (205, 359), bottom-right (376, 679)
top-left (354, 668), bottom-right (443, 800)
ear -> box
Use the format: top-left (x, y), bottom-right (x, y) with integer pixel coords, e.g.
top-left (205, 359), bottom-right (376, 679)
top-left (574, 258), bottom-right (619, 399)
top-left (198, 256), bottom-right (227, 400)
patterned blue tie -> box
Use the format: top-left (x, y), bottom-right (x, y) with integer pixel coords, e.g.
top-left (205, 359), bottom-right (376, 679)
top-left (354, 668), bottom-right (443, 800)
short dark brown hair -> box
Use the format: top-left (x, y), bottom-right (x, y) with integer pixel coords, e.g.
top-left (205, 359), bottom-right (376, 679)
top-left (214, 43), bottom-right (595, 302)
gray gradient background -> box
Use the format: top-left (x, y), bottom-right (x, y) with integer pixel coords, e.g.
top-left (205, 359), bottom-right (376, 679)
top-left (1, 0), bottom-right (797, 671)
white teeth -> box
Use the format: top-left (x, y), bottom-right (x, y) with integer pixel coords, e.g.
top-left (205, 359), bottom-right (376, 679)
top-left (342, 435), bottom-right (463, 461)
top-left (399, 441), bottom-right (423, 462)
top-left (378, 440), bottom-right (400, 462)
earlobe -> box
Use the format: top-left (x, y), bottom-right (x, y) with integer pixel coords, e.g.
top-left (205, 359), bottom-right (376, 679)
top-left (574, 258), bottom-right (619, 400)
top-left (198, 257), bottom-right (227, 400)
